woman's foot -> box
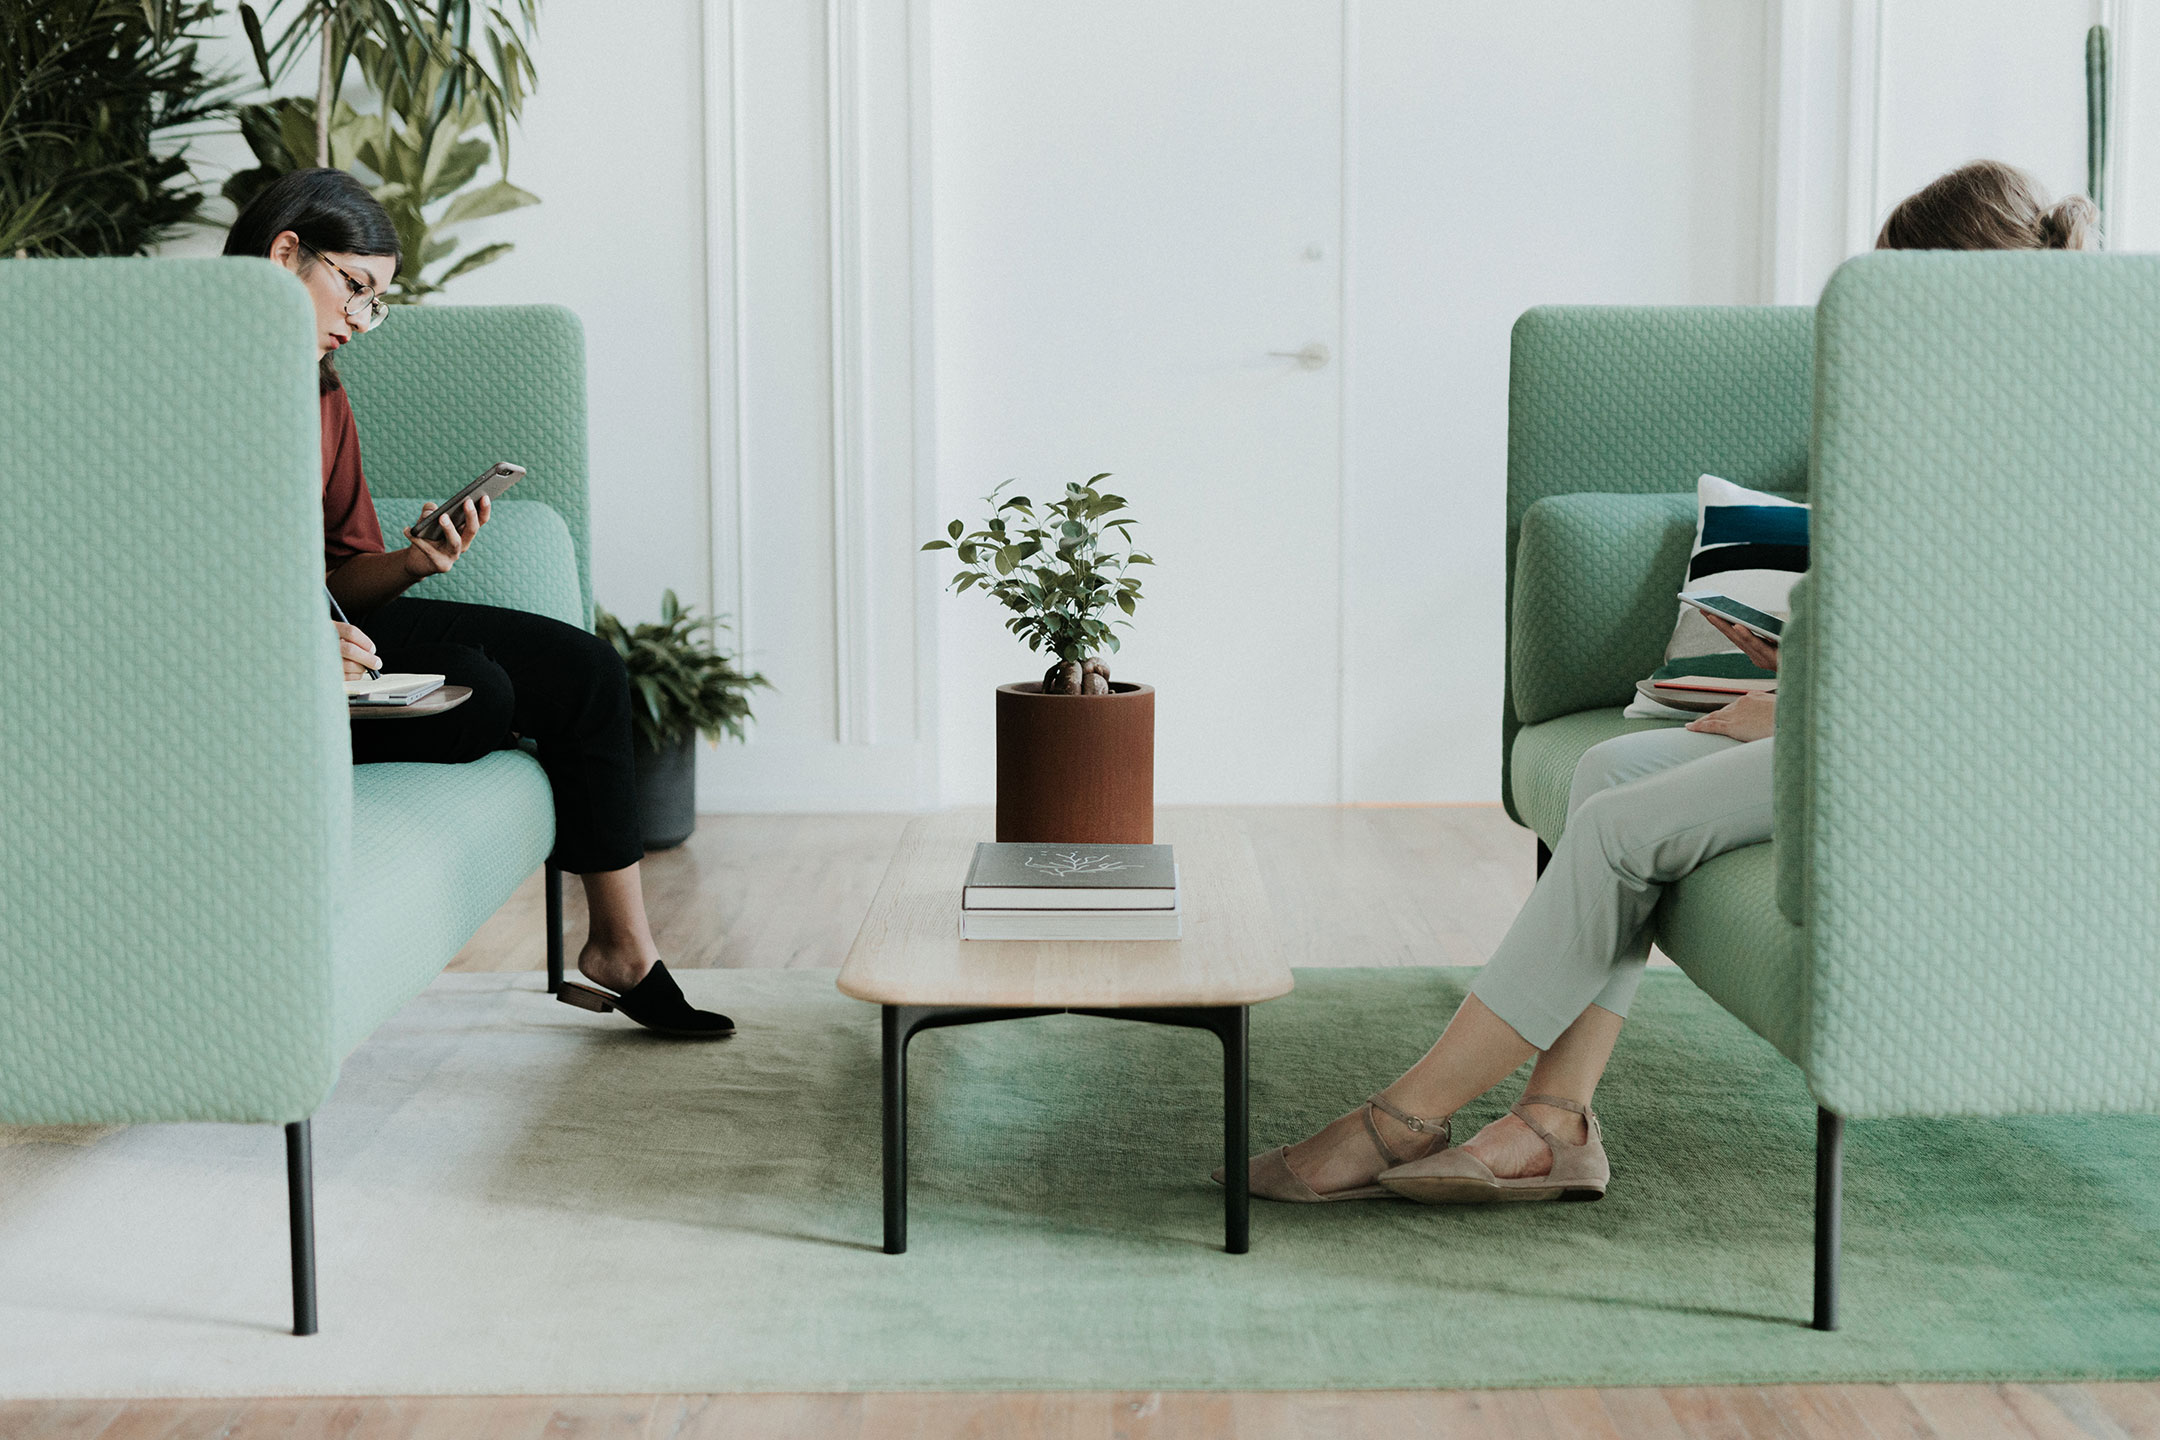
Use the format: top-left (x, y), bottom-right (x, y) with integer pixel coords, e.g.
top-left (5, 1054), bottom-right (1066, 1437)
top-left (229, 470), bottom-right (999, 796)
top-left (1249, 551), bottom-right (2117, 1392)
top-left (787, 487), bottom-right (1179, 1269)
top-left (559, 949), bottom-right (735, 1039)
top-left (1215, 1093), bottom-right (1450, 1202)
top-left (576, 939), bottom-right (654, 995)
top-left (1377, 1094), bottom-right (1608, 1203)
top-left (1458, 1100), bottom-right (1587, 1179)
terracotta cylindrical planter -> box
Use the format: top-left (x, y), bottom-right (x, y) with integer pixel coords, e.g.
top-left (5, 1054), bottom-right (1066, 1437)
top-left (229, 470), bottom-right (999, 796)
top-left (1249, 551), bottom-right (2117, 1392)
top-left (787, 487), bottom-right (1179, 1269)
top-left (994, 682), bottom-right (1155, 843)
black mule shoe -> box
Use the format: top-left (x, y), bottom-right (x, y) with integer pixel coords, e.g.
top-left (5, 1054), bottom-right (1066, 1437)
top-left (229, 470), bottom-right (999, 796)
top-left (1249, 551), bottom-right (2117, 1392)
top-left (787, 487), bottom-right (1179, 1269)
top-left (558, 960), bottom-right (736, 1038)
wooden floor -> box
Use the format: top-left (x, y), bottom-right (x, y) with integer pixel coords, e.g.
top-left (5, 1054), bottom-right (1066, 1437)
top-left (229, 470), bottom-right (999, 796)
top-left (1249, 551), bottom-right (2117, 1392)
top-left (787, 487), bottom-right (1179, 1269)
top-left (10, 1382), bottom-right (2160, 1439)
top-left (9, 808), bottom-right (2152, 1440)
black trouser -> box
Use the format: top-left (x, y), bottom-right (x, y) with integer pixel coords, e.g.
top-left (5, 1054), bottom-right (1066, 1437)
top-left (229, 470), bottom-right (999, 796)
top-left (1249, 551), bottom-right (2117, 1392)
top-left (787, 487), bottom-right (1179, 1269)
top-left (349, 597), bottom-right (644, 875)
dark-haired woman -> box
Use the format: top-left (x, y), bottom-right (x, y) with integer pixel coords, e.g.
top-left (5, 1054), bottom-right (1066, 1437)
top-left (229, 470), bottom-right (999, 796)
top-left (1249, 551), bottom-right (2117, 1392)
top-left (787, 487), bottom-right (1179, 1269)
top-left (228, 167), bottom-right (732, 1039)
top-left (1232, 160), bottom-right (2096, 1206)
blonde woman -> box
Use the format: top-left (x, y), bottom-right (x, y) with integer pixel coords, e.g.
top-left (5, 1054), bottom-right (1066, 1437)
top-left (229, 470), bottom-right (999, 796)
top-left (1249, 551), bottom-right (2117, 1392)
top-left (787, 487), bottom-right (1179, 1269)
top-left (1233, 161), bottom-right (2097, 1205)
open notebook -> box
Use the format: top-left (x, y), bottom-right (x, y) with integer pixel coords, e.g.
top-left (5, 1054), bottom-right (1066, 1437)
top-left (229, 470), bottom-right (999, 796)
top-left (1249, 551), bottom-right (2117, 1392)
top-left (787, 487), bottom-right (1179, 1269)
top-left (345, 673), bottom-right (446, 706)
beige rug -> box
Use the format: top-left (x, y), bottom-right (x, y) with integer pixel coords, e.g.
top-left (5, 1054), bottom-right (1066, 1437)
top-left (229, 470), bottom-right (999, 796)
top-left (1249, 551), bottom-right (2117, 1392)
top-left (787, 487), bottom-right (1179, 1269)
top-left (4, 968), bottom-right (2156, 1398)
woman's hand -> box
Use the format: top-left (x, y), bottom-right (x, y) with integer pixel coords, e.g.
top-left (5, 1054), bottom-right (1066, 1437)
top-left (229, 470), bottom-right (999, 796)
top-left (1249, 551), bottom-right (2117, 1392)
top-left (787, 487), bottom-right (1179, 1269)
top-left (1686, 689), bottom-right (1777, 742)
top-left (1701, 610), bottom-right (1779, 672)
top-left (335, 621), bottom-right (382, 680)
top-left (401, 494), bottom-right (490, 577)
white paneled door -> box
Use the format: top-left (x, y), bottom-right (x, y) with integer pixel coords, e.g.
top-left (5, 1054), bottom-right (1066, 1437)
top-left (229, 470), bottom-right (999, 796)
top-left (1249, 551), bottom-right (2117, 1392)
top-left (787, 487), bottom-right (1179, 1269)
top-left (930, 0), bottom-right (1348, 805)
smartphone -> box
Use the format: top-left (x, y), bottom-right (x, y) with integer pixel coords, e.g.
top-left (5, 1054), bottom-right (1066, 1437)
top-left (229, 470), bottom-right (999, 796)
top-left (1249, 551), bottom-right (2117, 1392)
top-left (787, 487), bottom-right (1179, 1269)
top-left (1678, 591), bottom-right (1784, 642)
top-left (408, 462), bottom-right (526, 544)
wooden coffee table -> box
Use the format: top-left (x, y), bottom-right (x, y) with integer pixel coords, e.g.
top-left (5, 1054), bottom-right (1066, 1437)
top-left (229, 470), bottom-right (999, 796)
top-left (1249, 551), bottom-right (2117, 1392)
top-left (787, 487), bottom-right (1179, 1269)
top-left (838, 810), bottom-right (1293, 1255)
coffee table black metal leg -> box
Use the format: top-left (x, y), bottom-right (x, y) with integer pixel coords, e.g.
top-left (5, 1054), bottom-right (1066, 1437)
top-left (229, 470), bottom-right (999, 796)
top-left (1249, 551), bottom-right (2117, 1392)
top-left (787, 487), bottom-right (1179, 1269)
top-left (882, 1005), bottom-right (908, 1255)
top-left (1222, 1005), bottom-right (1249, 1254)
top-left (880, 1002), bottom-right (1249, 1254)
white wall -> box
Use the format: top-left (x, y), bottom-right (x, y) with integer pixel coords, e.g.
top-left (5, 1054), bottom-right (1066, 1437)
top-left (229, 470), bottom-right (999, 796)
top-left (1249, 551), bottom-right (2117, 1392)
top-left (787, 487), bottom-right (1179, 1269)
top-left (161, 0), bottom-right (2155, 809)
top-left (1342, 1), bottom-right (1771, 802)
top-left (446, 1), bottom-right (712, 641)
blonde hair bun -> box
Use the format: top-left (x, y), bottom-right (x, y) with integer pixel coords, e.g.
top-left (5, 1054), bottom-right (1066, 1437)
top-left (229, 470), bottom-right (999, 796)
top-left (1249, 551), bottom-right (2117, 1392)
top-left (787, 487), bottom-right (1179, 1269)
top-left (2041, 194), bottom-right (2100, 250)
top-left (1877, 160), bottom-right (2099, 252)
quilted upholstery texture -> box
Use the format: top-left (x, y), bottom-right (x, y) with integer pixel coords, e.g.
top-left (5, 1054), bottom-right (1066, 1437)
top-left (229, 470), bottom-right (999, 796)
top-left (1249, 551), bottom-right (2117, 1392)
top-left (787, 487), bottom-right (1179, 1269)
top-left (1508, 709), bottom-right (1682, 846)
top-left (1803, 253), bottom-right (2160, 1119)
top-left (1655, 844), bottom-right (1808, 1064)
top-left (334, 305), bottom-right (592, 621)
top-left (335, 754), bottom-right (553, 1055)
top-left (372, 497), bottom-right (583, 627)
top-left (1503, 306), bottom-right (1813, 822)
top-left (0, 259), bottom-right (349, 1124)
top-left (1511, 492), bottom-right (1697, 726)
top-left (1, 264), bottom-right (592, 1128)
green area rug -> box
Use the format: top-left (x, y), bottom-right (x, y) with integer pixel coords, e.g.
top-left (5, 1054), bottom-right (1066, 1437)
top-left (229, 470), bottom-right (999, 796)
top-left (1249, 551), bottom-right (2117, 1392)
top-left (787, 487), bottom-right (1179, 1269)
top-left (1, 966), bottom-right (2155, 1395)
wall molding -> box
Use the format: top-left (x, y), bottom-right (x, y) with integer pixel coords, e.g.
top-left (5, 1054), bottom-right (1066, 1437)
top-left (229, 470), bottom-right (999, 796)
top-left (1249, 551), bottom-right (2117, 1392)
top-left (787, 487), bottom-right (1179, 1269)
top-left (700, 0), bottom-right (749, 656)
top-left (2102, 0), bottom-right (2137, 247)
top-left (827, 0), bottom-right (874, 747)
top-left (907, 0), bottom-right (941, 787)
top-left (1842, 0), bottom-right (1885, 257)
top-left (696, 0), bottom-right (931, 812)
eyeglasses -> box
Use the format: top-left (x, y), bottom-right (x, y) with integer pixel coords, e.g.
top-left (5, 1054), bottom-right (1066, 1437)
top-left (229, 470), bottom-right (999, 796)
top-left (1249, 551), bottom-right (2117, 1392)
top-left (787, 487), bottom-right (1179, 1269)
top-left (300, 243), bottom-right (389, 332)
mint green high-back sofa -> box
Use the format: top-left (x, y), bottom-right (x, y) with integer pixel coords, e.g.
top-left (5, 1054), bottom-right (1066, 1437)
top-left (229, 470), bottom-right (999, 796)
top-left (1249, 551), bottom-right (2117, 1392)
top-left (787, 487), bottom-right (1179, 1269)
top-left (1506, 257), bottom-right (2160, 1330)
top-left (0, 258), bottom-right (588, 1334)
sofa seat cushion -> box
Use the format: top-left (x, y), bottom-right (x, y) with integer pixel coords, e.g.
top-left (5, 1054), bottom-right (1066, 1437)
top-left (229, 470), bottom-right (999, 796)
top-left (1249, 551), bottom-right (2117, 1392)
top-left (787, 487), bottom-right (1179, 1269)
top-left (332, 750), bottom-right (555, 1055)
top-left (1654, 841), bottom-right (1807, 1064)
top-left (1508, 708), bottom-right (1684, 846)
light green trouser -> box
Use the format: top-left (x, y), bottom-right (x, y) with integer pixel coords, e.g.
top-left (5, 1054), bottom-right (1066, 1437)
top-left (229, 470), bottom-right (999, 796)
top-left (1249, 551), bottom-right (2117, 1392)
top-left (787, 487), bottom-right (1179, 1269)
top-left (1472, 727), bottom-right (1775, 1049)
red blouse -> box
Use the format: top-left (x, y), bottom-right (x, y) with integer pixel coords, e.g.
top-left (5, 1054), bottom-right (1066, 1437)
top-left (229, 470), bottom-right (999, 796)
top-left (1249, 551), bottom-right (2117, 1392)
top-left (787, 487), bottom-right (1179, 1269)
top-left (320, 384), bottom-right (385, 574)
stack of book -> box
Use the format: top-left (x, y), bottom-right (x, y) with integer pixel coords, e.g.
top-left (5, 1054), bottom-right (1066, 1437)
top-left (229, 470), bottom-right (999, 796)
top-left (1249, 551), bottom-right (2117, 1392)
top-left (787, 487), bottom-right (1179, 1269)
top-left (960, 841), bottom-right (1181, 940)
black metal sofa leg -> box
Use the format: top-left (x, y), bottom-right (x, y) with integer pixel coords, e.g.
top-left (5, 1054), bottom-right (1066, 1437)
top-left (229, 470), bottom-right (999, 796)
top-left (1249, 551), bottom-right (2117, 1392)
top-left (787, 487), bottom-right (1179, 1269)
top-left (1813, 1106), bottom-right (1843, 1331)
top-left (545, 861), bottom-right (565, 994)
top-left (286, 1120), bottom-right (318, 1336)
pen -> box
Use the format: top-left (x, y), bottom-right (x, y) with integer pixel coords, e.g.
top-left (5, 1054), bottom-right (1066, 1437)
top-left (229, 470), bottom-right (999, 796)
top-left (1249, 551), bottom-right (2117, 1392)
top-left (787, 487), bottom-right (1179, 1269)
top-left (325, 585), bottom-right (380, 680)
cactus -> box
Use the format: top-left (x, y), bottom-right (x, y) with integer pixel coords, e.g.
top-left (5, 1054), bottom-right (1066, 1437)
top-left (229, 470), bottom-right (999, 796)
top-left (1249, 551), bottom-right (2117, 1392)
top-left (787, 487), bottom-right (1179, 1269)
top-left (2088, 24), bottom-right (2111, 245)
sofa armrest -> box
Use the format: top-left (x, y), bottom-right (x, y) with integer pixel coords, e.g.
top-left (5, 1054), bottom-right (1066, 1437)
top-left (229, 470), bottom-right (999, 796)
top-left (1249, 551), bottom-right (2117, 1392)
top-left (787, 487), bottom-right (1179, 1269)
top-left (370, 497), bottom-right (583, 628)
top-left (0, 259), bottom-right (348, 1125)
top-left (1509, 492), bottom-right (1695, 726)
top-left (1772, 574), bottom-right (1813, 925)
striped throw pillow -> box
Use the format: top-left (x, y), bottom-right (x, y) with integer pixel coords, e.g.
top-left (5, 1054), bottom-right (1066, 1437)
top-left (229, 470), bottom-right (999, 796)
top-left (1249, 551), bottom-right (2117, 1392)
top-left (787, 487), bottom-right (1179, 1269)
top-left (1624, 474), bottom-right (1809, 720)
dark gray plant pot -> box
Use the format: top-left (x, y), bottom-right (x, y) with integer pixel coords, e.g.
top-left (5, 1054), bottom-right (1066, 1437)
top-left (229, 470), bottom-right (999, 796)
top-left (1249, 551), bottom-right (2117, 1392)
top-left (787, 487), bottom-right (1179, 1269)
top-left (633, 733), bottom-right (698, 850)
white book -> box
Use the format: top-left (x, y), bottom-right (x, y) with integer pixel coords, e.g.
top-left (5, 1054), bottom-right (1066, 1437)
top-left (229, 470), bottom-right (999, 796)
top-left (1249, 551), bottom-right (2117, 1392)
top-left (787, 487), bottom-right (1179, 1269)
top-left (959, 905), bottom-right (1184, 941)
top-left (344, 672), bottom-right (446, 706)
top-left (962, 842), bottom-right (1178, 911)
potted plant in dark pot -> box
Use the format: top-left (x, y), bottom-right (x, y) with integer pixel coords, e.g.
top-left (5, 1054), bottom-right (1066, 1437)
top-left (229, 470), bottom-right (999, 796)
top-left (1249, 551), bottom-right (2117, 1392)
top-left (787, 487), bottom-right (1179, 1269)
top-left (924, 476), bottom-right (1155, 843)
top-left (595, 590), bottom-right (769, 850)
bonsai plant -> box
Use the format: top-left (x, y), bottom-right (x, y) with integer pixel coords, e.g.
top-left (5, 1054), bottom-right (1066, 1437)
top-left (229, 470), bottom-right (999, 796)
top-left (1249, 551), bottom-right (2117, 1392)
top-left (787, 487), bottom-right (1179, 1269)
top-left (924, 476), bottom-right (1158, 843)
top-left (594, 589), bottom-right (769, 849)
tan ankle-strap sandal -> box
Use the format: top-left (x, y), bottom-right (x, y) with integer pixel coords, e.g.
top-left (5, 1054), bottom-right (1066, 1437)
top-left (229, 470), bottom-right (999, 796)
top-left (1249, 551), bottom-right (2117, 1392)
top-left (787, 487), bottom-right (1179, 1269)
top-left (1375, 1091), bottom-right (1608, 1204)
top-left (1215, 1093), bottom-right (1452, 1203)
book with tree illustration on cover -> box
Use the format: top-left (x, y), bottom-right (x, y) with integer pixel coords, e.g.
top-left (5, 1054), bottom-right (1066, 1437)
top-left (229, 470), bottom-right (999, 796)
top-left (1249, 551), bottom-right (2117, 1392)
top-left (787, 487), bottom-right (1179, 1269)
top-left (962, 842), bottom-right (1178, 911)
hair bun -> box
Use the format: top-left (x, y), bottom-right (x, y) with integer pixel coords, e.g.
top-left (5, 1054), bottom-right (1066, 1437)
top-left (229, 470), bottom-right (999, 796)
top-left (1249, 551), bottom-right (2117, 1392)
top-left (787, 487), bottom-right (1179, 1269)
top-left (2043, 194), bottom-right (2100, 250)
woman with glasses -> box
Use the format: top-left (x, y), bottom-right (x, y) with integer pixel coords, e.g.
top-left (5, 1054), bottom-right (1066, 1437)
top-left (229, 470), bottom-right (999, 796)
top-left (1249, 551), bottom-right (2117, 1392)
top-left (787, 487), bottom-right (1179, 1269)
top-left (224, 168), bottom-right (734, 1040)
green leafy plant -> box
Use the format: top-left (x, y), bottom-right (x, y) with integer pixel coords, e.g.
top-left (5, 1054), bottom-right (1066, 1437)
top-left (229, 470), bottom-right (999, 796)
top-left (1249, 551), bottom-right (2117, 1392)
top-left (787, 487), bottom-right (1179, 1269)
top-left (221, 0), bottom-right (538, 300)
top-left (1, 0), bottom-right (239, 257)
top-left (594, 590), bottom-right (770, 755)
top-left (922, 476), bottom-right (1153, 693)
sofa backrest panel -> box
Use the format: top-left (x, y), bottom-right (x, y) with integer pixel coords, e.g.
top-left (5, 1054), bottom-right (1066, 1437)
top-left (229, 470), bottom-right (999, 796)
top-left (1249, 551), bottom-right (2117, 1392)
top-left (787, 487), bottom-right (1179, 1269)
top-left (0, 258), bottom-right (347, 1124)
top-left (1804, 251), bottom-right (2160, 1118)
top-left (335, 304), bottom-right (592, 622)
top-left (1502, 305), bottom-right (1814, 819)
top-left (1507, 305), bottom-right (1815, 537)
